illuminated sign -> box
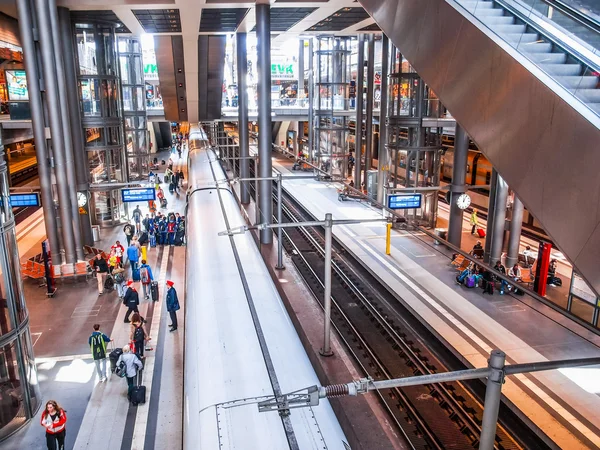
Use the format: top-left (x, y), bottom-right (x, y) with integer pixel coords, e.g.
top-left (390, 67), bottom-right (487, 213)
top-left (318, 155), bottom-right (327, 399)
top-left (6, 70), bottom-right (28, 101)
top-left (122, 188), bottom-right (156, 203)
top-left (271, 62), bottom-right (295, 80)
top-left (387, 194), bottom-right (422, 210)
top-left (10, 193), bottom-right (40, 207)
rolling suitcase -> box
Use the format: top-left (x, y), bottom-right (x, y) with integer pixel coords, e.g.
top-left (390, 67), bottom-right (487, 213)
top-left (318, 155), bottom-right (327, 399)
top-left (150, 281), bottom-right (159, 302)
top-left (149, 234), bottom-right (156, 248)
top-left (132, 267), bottom-right (141, 281)
top-left (477, 228), bottom-right (486, 238)
top-left (465, 275), bottom-right (476, 288)
top-left (138, 232), bottom-right (148, 245)
top-left (131, 385), bottom-right (146, 406)
top-left (109, 347), bottom-right (122, 373)
top-left (104, 275), bottom-right (115, 292)
top-left (174, 230), bottom-right (184, 246)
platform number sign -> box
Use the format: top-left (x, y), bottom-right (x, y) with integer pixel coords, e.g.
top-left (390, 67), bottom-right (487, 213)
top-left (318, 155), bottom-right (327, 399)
top-left (387, 194), bottom-right (422, 210)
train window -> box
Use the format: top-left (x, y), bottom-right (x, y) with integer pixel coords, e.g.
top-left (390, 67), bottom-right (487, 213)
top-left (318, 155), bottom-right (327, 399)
top-left (485, 172), bottom-right (491, 184)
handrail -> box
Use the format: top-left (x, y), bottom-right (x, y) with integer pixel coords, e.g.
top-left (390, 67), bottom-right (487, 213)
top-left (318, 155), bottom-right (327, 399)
top-left (544, 0), bottom-right (600, 34)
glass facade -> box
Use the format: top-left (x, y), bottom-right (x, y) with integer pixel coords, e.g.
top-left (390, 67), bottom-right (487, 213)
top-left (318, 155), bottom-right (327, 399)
top-left (0, 145), bottom-right (41, 441)
top-left (74, 22), bottom-right (128, 227)
top-left (118, 37), bottom-right (149, 182)
top-left (312, 36), bottom-right (352, 180)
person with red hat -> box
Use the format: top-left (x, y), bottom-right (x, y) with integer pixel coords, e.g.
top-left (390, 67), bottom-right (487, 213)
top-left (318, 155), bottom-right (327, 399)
top-left (123, 280), bottom-right (146, 324)
top-left (165, 280), bottom-right (180, 332)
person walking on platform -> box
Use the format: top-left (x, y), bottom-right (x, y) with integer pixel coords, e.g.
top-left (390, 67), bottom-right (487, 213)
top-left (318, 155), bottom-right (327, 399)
top-left (89, 324), bottom-right (112, 382)
top-left (115, 346), bottom-right (143, 405)
top-left (139, 260), bottom-right (154, 300)
top-left (92, 254), bottom-right (109, 296)
top-left (159, 217), bottom-right (168, 246)
top-left (111, 240), bottom-right (125, 261)
top-left (470, 209), bottom-right (479, 235)
top-left (166, 280), bottom-right (180, 332)
top-left (123, 281), bottom-right (145, 323)
top-left (123, 222), bottom-right (135, 247)
top-left (130, 313), bottom-right (150, 358)
top-left (132, 205), bottom-right (143, 233)
top-left (40, 400), bottom-right (67, 450)
top-left (127, 241), bottom-right (140, 272)
top-left (113, 266), bottom-right (126, 298)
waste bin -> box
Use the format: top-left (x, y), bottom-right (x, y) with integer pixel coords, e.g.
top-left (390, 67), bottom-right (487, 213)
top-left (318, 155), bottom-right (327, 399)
top-left (434, 228), bottom-right (447, 245)
top-left (92, 225), bottom-right (100, 242)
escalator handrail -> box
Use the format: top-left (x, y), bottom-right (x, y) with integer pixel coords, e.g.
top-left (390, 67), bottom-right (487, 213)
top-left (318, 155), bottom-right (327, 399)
top-left (543, 0), bottom-right (600, 34)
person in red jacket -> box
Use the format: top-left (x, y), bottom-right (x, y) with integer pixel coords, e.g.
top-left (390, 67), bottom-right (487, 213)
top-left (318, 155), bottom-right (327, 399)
top-left (40, 399), bottom-right (67, 450)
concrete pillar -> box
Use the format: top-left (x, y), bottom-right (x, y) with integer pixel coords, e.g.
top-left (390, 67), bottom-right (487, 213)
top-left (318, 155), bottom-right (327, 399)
top-left (364, 34), bottom-right (375, 181)
top-left (483, 168), bottom-right (498, 264)
top-left (236, 32), bottom-right (250, 205)
top-left (256, 3), bottom-right (273, 244)
top-left (16, 0), bottom-right (61, 259)
top-left (34, 0), bottom-right (77, 263)
top-left (298, 39), bottom-right (304, 103)
top-left (490, 174), bottom-right (509, 264)
top-left (506, 195), bottom-right (525, 267)
top-left (354, 35), bottom-right (365, 187)
top-left (49, 0), bottom-right (84, 261)
top-left (307, 38), bottom-right (314, 162)
top-left (58, 7), bottom-right (93, 247)
top-left (447, 124), bottom-right (469, 247)
top-left (376, 35), bottom-right (389, 204)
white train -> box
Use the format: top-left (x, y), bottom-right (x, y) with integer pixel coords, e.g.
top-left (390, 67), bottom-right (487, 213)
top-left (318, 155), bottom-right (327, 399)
top-left (184, 125), bottom-right (349, 449)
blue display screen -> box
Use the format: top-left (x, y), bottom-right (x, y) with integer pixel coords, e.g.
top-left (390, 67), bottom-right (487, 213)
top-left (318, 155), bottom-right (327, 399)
top-left (387, 194), bottom-right (422, 210)
top-left (121, 188), bottom-right (156, 202)
top-left (10, 193), bottom-right (40, 207)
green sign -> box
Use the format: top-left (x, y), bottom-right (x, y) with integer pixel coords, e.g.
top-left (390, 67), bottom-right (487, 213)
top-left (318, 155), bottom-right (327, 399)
top-left (271, 63), bottom-right (294, 80)
top-left (144, 64), bottom-right (158, 74)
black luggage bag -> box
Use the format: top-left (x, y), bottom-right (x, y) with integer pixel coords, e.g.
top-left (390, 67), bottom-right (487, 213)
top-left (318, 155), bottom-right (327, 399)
top-left (109, 348), bottom-right (123, 373)
top-left (104, 275), bottom-right (115, 292)
top-left (138, 231), bottom-right (148, 245)
top-left (174, 230), bottom-right (184, 246)
top-left (131, 385), bottom-right (146, 405)
top-left (150, 281), bottom-right (159, 302)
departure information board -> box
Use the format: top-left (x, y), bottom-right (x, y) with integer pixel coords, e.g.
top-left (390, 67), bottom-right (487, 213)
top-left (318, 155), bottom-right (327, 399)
top-left (10, 193), bottom-right (40, 207)
top-left (387, 194), bottom-right (422, 210)
top-left (121, 188), bottom-right (156, 203)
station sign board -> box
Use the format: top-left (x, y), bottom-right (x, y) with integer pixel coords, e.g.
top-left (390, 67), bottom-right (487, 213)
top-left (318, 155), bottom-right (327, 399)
top-left (0, 193), bottom-right (41, 207)
top-left (121, 188), bottom-right (156, 203)
top-left (387, 193), bottom-right (422, 210)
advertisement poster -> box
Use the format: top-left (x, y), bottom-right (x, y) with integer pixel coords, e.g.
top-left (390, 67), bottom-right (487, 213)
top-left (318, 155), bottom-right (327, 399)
top-left (6, 70), bottom-right (28, 101)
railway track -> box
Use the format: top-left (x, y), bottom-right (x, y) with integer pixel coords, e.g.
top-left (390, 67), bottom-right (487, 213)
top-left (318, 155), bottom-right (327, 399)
top-left (230, 152), bottom-right (549, 450)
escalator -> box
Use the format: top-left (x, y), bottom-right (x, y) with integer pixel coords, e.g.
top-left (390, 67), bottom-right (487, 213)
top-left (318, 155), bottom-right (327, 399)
top-left (360, 0), bottom-right (600, 296)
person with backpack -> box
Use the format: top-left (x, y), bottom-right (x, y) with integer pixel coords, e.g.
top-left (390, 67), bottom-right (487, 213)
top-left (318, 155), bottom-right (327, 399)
top-left (126, 242), bottom-right (140, 273)
top-left (92, 253), bottom-right (109, 296)
top-left (113, 266), bottom-right (126, 298)
top-left (130, 313), bottom-right (151, 358)
top-left (123, 222), bottom-right (135, 247)
top-left (132, 205), bottom-right (143, 233)
top-left (167, 217), bottom-right (177, 245)
top-left (493, 261), bottom-right (508, 295)
top-left (139, 260), bottom-right (154, 300)
top-left (40, 400), bottom-right (67, 450)
top-left (123, 281), bottom-right (145, 323)
top-left (115, 346), bottom-right (143, 404)
top-left (89, 324), bottom-right (112, 382)
top-left (166, 280), bottom-right (180, 332)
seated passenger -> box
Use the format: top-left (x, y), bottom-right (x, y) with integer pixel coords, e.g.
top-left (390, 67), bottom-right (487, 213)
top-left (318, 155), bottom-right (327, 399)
top-left (473, 241), bottom-right (483, 251)
top-left (493, 261), bottom-right (508, 295)
top-left (508, 264), bottom-right (522, 281)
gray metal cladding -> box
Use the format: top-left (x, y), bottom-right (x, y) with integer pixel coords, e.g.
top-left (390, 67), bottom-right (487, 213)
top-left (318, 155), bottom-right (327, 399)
top-left (198, 35), bottom-right (226, 121)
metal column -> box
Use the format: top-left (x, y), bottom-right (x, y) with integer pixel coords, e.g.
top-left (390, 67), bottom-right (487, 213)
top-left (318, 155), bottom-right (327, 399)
top-left (256, 3), bottom-right (273, 244)
top-left (479, 350), bottom-right (506, 450)
top-left (364, 34), bottom-right (375, 180)
top-left (447, 124), bottom-right (469, 247)
top-left (376, 35), bottom-right (389, 204)
top-left (275, 173), bottom-right (284, 270)
top-left (236, 32), bottom-right (250, 205)
top-left (307, 38), bottom-right (314, 163)
top-left (16, 0), bottom-right (61, 261)
top-left (58, 7), bottom-right (93, 247)
top-left (490, 174), bottom-right (509, 264)
top-left (320, 213), bottom-right (334, 357)
top-left (34, 0), bottom-right (77, 263)
top-left (483, 169), bottom-right (498, 264)
top-left (49, 0), bottom-right (84, 261)
top-left (297, 39), bottom-right (304, 148)
top-left (354, 35), bottom-right (365, 187)
top-left (506, 195), bottom-right (525, 267)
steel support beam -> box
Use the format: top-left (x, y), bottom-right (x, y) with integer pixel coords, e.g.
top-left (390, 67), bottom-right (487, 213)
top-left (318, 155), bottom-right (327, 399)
top-left (236, 32), bottom-right (250, 204)
top-left (308, 38), bottom-right (314, 163)
top-left (256, 3), bottom-right (273, 244)
top-left (16, 0), bottom-right (61, 260)
top-left (58, 7), bottom-right (93, 247)
top-left (354, 35), bottom-right (365, 187)
top-left (376, 35), bottom-right (389, 204)
top-left (364, 34), bottom-right (375, 181)
top-left (49, 0), bottom-right (84, 261)
top-left (34, 0), bottom-right (76, 264)
top-left (447, 124), bottom-right (469, 247)
top-left (506, 195), bottom-right (525, 268)
top-left (483, 168), bottom-right (498, 264)
top-left (490, 174), bottom-right (509, 264)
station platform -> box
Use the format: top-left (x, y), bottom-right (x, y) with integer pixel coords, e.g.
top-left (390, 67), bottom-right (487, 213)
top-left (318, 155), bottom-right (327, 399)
top-left (269, 154), bottom-right (600, 449)
top-left (3, 147), bottom-right (188, 450)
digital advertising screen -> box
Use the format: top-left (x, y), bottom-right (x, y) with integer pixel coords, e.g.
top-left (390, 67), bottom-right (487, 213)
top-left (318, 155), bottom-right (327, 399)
top-left (6, 70), bottom-right (29, 101)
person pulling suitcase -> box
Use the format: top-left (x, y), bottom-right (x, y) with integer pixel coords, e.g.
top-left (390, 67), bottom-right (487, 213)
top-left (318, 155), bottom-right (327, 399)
top-left (115, 346), bottom-right (143, 405)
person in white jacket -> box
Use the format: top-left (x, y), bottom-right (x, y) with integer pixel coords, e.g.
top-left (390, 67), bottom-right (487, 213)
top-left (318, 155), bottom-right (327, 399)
top-left (116, 346), bottom-right (143, 403)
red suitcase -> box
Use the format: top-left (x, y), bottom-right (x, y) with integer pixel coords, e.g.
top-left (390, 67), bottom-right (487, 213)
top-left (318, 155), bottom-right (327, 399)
top-left (477, 228), bottom-right (486, 238)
